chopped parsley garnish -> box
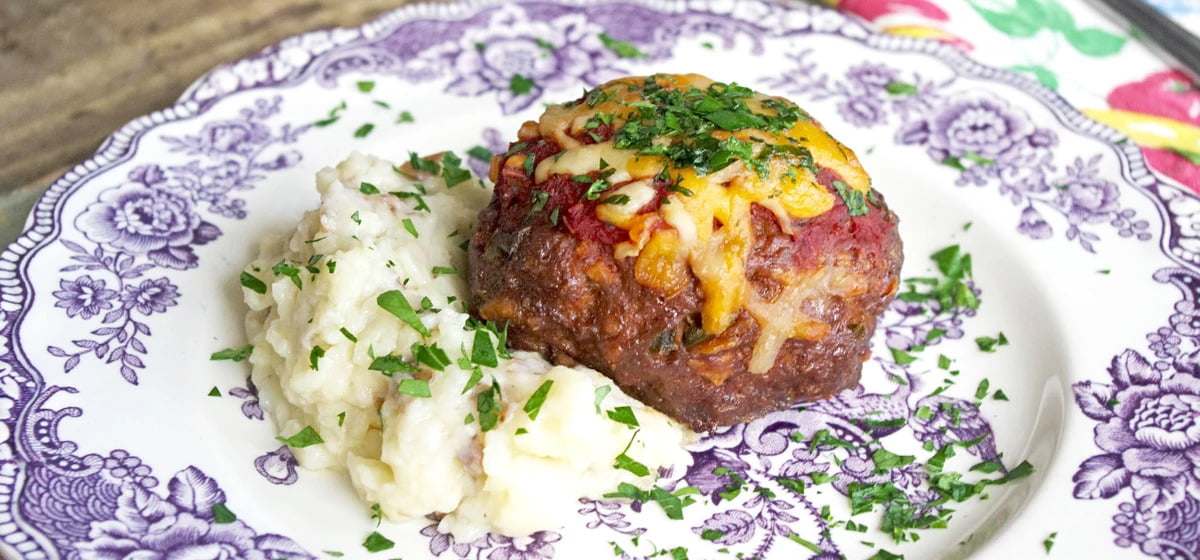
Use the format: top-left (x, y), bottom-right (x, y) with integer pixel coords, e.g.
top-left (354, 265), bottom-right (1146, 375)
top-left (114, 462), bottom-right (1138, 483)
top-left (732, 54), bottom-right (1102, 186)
top-left (810, 472), bottom-right (838, 485)
top-left (408, 151), bottom-right (442, 175)
top-left (412, 342), bottom-right (451, 371)
top-left (471, 329), bottom-right (499, 367)
top-left (461, 366), bottom-right (484, 394)
top-left (1044, 531), bottom-right (1057, 553)
top-left (788, 533), bottom-right (823, 554)
top-left (391, 190), bottom-right (431, 212)
top-left (211, 344), bottom-right (253, 362)
top-left (701, 529), bottom-right (723, 541)
top-left (993, 389), bottom-right (1010, 401)
top-left (208, 386), bottom-right (221, 397)
top-left (467, 145), bottom-right (493, 161)
top-left (666, 184), bottom-right (694, 197)
top-left (402, 218), bottom-right (419, 238)
top-left (376, 290), bottom-right (430, 336)
top-left (356, 81), bottom-right (375, 93)
top-left (396, 110), bottom-right (414, 123)
top-left (614, 432), bottom-right (650, 477)
top-left (975, 379), bottom-right (991, 400)
top-left (369, 355), bottom-right (417, 376)
top-left (359, 182), bottom-right (380, 195)
top-left (599, 33), bottom-right (647, 58)
top-left (309, 346), bottom-right (325, 370)
top-left (975, 332), bottom-right (1009, 352)
top-left (510, 74), bottom-right (536, 95)
top-left (354, 123), bottom-right (375, 138)
top-left (272, 261), bottom-right (303, 289)
top-left (432, 266), bottom-right (458, 276)
top-left (596, 76), bottom-right (810, 180)
top-left (523, 380), bottom-right (554, 420)
top-left (337, 412), bottom-right (346, 427)
top-left (476, 380), bottom-right (502, 431)
top-left (594, 385), bottom-right (613, 414)
top-left (602, 482), bottom-right (695, 520)
top-left (240, 271), bottom-right (267, 294)
top-left (370, 503), bottom-right (382, 526)
top-left (523, 153), bottom-right (537, 176)
top-left (898, 245), bottom-right (979, 313)
top-left (602, 193), bottom-right (630, 205)
top-left (527, 190), bottom-right (551, 217)
top-left (970, 461), bottom-right (1003, 474)
top-left (867, 550), bottom-right (905, 560)
top-left (362, 531), bottom-right (394, 553)
top-left (606, 406), bottom-right (640, 428)
top-left (584, 178), bottom-right (612, 200)
top-left (314, 100), bottom-right (348, 127)
top-left (339, 328), bottom-right (358, 342)
top-left (397, 378), bottom-right (432, 398)
top-left (441, 151), bottom-right (472, 187)
top-left (276, 425), bottom-right (323, 448)
top-left (890, 348), bottom-right (917, 365)
top-left (211, 503), bottom-right (237, 523)
top-left (351, 210), bottom-right (362, 225)
top-left (871, 449), bottom-right (916, 472)
top-left (832, 180), bottom-right (869, 216)
top-left (885, 82), bottom-right (917, 96)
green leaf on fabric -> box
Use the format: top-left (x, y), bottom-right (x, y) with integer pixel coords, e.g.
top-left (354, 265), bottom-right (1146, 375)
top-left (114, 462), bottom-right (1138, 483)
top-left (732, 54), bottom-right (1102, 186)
top-left (1010, 65), bottom-right (1059, 90)
top-left (1031, 0), bottom-right (1077, 32)
top-left (967, 1), bottom-right (1041, 38)
top-left (1064, 27), bottom-right (1126, 57)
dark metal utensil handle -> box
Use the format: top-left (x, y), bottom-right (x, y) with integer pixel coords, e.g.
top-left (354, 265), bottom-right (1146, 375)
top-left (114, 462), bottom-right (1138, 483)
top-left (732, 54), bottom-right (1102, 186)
top-left (1092, 0), bottom-right (1200, 83)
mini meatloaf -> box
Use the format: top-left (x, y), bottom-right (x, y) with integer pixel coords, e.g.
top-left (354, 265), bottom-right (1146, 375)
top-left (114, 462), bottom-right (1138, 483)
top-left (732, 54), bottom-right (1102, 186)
top-left (469, 74), bottom-right (902, 432)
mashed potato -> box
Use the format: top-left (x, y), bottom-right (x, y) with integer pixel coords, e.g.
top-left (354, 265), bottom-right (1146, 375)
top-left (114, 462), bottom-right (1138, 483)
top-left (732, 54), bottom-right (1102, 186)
top-left (242, 152), bottom-right (693, 538)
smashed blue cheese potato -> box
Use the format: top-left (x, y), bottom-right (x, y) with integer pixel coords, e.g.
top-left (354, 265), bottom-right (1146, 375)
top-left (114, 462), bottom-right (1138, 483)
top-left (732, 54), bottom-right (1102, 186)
top-left (241, 151), bottom-right (694, 539)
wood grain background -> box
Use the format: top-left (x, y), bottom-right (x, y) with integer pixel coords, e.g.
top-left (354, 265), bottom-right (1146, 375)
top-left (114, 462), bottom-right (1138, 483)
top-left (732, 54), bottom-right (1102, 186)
top-left (0, 0), bottom-right (445, 198)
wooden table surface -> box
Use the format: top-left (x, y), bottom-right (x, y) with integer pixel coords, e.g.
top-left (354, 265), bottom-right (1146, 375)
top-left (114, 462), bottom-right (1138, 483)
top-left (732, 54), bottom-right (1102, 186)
top-left (0, 0), bottom-right (442, 241)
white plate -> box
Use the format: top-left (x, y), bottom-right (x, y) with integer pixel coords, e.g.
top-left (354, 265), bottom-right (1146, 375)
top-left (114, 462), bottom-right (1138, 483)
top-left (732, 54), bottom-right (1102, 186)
top-left (1, 1), bottom-right (1194, 559)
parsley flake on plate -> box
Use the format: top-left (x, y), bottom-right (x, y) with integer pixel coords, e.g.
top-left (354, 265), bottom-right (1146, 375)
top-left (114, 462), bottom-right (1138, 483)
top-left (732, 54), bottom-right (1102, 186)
top-left (362, 531), bottom-right (394, 553)
top-left (276, 425), bottom-right (323, 448)
top-left (510, 73), bottom-right (536, 95)
top-left (210, 344), bottom-right (253, 362)
top-left (211, 503), bottom-right (237, 524)
top-left (598, 32), bottom-right (647, 58)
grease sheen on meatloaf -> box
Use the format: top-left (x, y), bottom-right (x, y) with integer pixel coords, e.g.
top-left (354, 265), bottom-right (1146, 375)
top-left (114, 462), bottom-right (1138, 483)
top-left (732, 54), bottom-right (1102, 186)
top-left (469, 74), bottom-right (902, 431)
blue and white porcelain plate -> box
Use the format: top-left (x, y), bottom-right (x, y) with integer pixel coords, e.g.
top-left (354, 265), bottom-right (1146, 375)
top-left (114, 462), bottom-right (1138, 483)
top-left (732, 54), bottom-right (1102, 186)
top-left (2, 1), bottom-right (1196, 559)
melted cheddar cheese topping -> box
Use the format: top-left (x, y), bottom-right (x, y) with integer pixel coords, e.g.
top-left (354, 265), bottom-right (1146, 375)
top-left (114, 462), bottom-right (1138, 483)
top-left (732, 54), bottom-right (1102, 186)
top-left (531, 74), bottom-right (872, 374)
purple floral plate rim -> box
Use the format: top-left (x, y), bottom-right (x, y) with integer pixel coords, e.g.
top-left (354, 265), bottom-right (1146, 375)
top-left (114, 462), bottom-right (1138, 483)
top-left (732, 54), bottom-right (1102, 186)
top-left (0, 1), bottom-right (1195, 560)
